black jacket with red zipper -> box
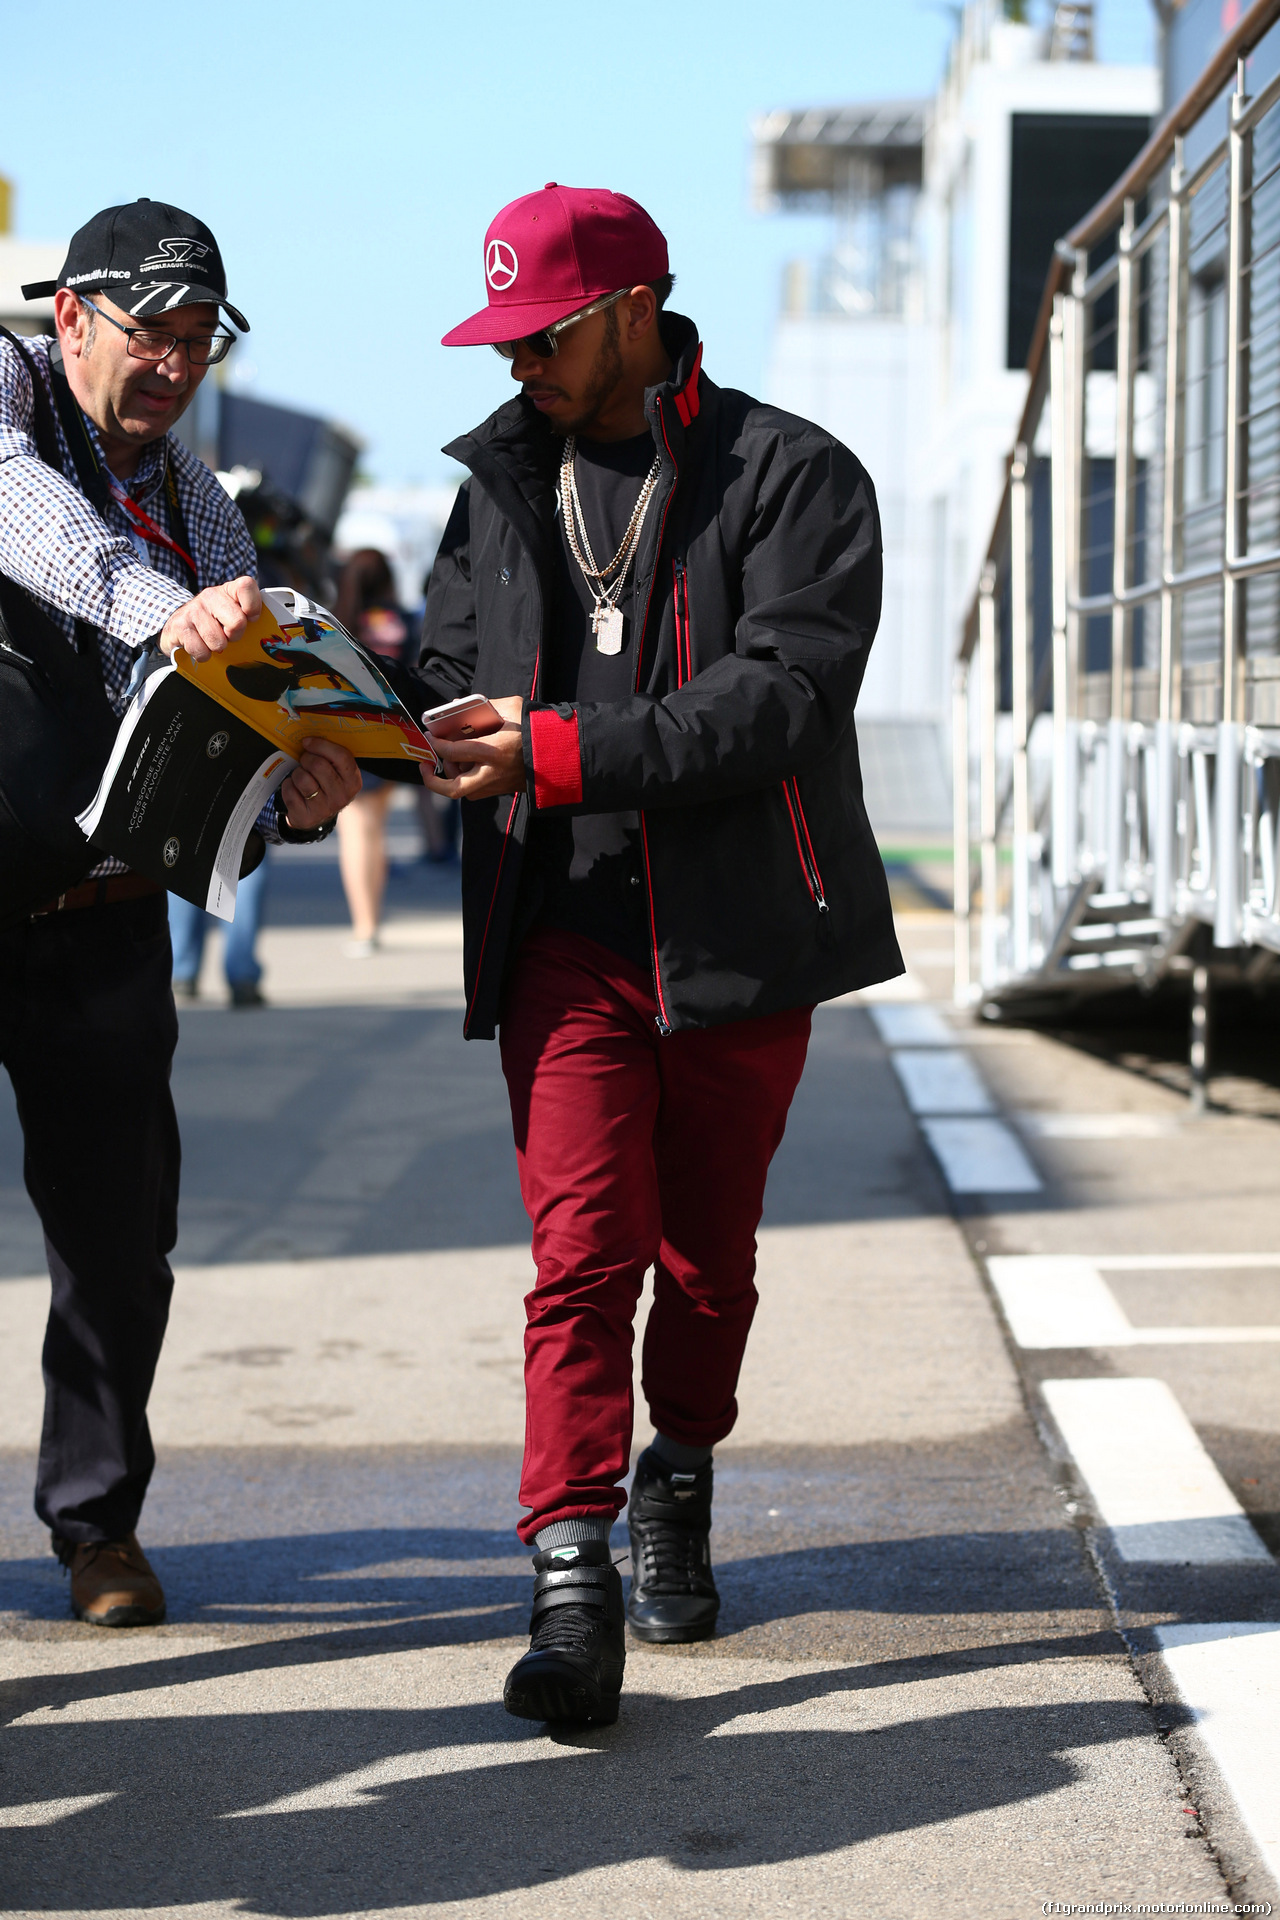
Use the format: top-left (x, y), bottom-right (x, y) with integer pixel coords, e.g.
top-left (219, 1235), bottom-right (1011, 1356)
top-left (389, 310), bottom-right (903, 1040)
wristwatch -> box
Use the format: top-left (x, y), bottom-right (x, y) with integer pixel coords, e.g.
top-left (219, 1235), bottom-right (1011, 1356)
top-left (272, 792), bottom-right (335, 844)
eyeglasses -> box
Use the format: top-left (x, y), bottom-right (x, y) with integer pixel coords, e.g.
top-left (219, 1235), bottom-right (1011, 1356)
top-left (79, 296), bottom-right (235, 367)
top-left (490, 287), bottom-right (629, 361)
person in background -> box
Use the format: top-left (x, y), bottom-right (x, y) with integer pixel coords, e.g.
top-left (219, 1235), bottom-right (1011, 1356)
top-left (415, 563), bottom-right (460, 865)
top-left (334, 548), bottom-right (414, 955)
top-left (168, 857), bottom-right (268, 1007)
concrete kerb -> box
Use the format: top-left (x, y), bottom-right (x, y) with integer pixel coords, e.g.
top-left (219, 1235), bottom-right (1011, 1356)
top-left (892, 1000), bottom-right (1262, 1911)
top-left (956, 1227), bottom-right (1280, 1912)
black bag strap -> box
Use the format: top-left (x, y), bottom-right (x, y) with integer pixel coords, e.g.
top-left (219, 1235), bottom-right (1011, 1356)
top-left (0, 324), bottom-right (62, 471)
top-left (0, 326), bottom-right (102, 656)
top-left (44, 342), bottom-right (115, 518)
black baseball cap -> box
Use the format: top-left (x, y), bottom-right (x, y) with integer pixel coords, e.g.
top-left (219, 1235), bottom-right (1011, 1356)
top-left (22, 198), bottom-right (249, 332)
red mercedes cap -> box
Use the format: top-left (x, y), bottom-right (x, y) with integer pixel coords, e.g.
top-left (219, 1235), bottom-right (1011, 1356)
top-left (442, 183), bottom-right (668, 348)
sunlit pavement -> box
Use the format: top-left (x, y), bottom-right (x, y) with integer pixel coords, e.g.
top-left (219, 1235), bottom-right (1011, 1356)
top-left (0, 826), bottom-right (1272, 1917)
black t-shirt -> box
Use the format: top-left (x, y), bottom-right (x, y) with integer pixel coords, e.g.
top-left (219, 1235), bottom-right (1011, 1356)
top-left (524, 430), bottom-right (658, 970)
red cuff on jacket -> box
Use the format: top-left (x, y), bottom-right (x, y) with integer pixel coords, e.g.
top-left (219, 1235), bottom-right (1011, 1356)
top-left (528, 705), bottom-right (583, 809)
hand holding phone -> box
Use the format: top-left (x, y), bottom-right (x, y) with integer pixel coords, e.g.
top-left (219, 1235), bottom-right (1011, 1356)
top-left (420, 695), bottom-right (504, 774)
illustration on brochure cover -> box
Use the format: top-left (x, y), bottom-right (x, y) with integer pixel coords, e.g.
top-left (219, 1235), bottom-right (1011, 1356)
top-left (173, 587), bottom-right (434, 768)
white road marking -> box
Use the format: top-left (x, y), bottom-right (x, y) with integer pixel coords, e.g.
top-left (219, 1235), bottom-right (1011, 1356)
top-left (987, 1254), bottom-right (1280, 1348)
top-left (1156, 1623), bottom-right (1280, 1883)
top-left (226, 1741), bottom-right (591, 1816)
top-left (0, 1793), bottom-right (115, 1828)
top-left (1015, 1112), bottom-right (1180, 1140)
top-left (865, 1001), bottom-right (1041, 1192)
top-left (867, 1005), bottom-right (954, 1047)
top-left (1042, 1378), bottom-right (1273, 1564)
top-left (892, 1049), bottom-right (994, 1116)
top-left (920, 1118), bottom-right (1044, 1194)
top-left (989, 1256), bottom-right (1135, 1347)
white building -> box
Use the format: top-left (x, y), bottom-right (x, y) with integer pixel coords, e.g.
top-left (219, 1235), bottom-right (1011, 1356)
top-left (755, 2), bottom-right (1159, 832)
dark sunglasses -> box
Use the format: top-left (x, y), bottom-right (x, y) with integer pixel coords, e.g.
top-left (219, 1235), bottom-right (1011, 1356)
top-left (491, 287), bottom-right (628, 361)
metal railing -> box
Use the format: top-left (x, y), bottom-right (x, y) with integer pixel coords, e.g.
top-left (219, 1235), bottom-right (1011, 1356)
top-left (954, 0), bottom-right (1280, 1005)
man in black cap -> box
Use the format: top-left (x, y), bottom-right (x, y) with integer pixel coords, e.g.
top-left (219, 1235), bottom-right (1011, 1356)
top-left (0, 199), bottom-right (359, 1626)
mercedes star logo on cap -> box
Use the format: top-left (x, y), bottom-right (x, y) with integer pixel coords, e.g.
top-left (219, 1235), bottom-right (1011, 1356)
top-left (486, 240), bottom-right (519, 292)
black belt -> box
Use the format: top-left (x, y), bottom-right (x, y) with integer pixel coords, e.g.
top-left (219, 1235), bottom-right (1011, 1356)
top-left (30, 873), bottom-right (163, 917)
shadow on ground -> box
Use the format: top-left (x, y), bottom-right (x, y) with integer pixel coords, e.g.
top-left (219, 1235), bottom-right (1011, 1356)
top-left (0, 1522), bottom-right (1105, 1640)
top-left (0, 1662), bottom-right (1179, 1913)
top-left (996, 977), bottom-right (1280, 1117)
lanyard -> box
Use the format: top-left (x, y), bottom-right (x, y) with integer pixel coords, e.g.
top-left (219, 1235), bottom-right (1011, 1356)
top-left (101, 467), bottom-right (198, 579)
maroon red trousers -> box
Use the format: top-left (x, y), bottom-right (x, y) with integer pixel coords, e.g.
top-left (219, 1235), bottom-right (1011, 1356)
top-left (499, 928), bottom-right (812, 1543)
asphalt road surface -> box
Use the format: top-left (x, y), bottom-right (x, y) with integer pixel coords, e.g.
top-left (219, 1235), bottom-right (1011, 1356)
top-left (0, 825), bottom-right (1275, 1919)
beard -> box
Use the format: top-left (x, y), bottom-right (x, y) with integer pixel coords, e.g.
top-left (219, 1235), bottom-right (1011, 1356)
top-left (547, 310), bottom-right (625, 436)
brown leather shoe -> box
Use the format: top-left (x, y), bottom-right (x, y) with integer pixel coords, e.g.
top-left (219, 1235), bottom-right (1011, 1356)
top-left (53, 1533), bottom-right (166, 1627)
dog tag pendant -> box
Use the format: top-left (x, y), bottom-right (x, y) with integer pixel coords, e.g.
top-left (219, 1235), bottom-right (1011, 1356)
top-left (594, 604), bottom-right (624, 655)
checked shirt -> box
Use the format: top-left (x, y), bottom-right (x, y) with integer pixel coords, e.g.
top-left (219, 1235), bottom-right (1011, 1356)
top-left (0, 331), bottom-right (281, 876)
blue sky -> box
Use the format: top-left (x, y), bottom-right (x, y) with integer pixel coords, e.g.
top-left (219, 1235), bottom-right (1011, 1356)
top-left (3, 0), bottom-right (1156, 485)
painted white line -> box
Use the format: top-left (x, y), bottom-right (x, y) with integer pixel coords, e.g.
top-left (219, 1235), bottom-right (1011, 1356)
top-left (1156, 1623), bottom-right (1280, 1883)
top-left (920, 1117), bottom-right (1043, 1194)
top-left (1014, 1112), bottom-right (1180, 1140)
top-left (987, 1255), bottom-right (1280, 1348)
top-left (0, 1793), bottom-right (115, 1828)
top-left (893, 1049), bottom-right (994, 1116)
top-left (867, 1004), bottom-right (954, 1047)
top-left (1042, 1377), bottom-right (1273, 1564)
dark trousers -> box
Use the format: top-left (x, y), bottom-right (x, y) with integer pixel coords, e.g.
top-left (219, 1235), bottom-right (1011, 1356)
top-left (0, 894), bottom-right (180, 1543)
top-left (499, 928), bottom-right (812, 1545)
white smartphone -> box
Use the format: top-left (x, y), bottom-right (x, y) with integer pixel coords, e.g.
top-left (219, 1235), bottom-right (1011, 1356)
top-left (421, 695), bottom-right (504, 740)
top-left (419, 696), bottom-right (505, 776)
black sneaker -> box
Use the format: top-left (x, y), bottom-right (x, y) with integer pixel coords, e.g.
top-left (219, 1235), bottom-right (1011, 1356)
top-left (626, 1446), bottom-right (720, 1644)
top-left (502, 1541), bottom-right (625, 1726)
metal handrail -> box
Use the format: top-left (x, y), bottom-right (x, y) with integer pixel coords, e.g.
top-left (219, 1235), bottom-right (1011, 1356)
top-left (956, 0), bottom-right (1280, 668)
top-left (1070, 551), bottom-right (1280, 615)
top-left (953, 0), bottom-right (1280, 1006)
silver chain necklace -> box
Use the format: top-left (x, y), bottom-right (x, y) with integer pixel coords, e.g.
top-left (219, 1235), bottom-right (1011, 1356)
top-left (560, 434), bottom-right (662, 655)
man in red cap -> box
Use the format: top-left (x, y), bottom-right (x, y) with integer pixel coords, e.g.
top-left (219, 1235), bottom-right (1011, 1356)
top-left (397, 184), bottom-right (900, 1727)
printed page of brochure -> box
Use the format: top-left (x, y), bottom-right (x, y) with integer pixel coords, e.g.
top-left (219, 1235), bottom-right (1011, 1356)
top-left (77, 664), bottom-right (296, 919)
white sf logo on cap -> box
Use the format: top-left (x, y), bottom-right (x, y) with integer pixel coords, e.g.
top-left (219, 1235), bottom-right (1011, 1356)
top-left (138, 238), bottom-right (211, 272)
top-left (486, 240), bottom-right (518, 292)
